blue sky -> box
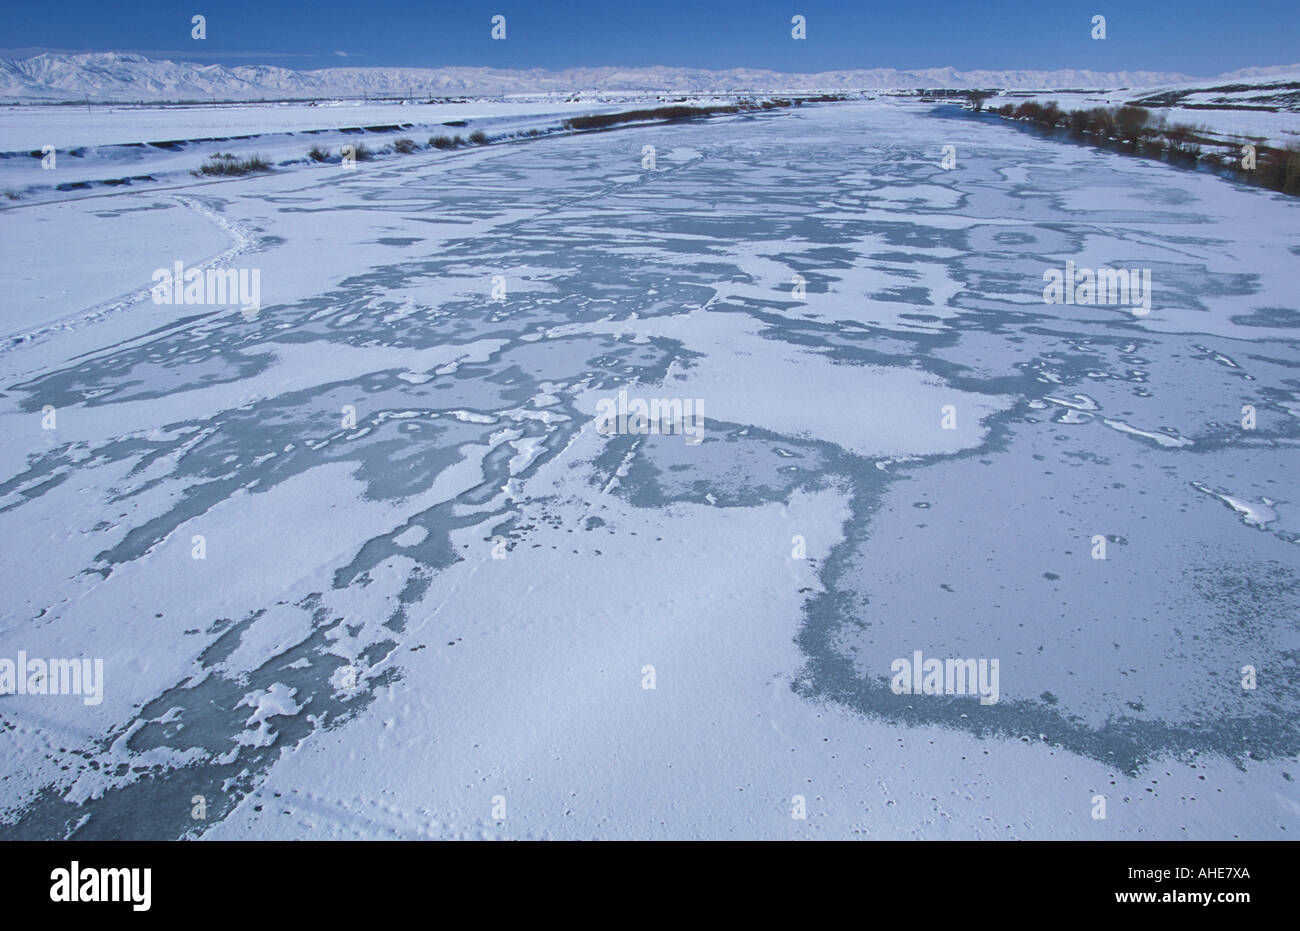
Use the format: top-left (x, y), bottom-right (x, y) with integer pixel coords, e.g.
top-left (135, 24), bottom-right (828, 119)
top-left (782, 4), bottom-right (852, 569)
top-left (1, 0), bottom-right (1295, 74)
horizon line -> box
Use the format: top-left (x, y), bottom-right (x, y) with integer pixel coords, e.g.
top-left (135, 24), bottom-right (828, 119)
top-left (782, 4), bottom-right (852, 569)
top-left (5, 50), bottom-right (1300, 82)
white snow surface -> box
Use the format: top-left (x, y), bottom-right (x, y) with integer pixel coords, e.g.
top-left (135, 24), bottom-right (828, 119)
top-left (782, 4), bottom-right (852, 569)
top-left (0, 96), bottom-right (1297, 840)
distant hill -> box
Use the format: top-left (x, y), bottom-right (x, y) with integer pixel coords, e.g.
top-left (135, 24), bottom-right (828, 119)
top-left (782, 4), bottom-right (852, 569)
top-left (0, 51), bottom-right (1233, 102)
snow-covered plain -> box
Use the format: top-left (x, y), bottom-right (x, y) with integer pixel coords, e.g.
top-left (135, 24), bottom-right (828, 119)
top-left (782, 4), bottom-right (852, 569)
top-left (0, 99), bottom-right (644, 201)
top-left (0, 99), bottom-right (629, 150)
top-left (0, 98), bottom-right (1297, 839)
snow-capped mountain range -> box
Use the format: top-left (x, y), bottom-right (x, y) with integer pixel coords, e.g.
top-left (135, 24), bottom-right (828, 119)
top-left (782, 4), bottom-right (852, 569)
top-left (6, 52), bottom-right (1299, 102)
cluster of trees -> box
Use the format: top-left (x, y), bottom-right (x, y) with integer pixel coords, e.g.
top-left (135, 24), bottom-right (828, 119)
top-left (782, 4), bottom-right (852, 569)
top-left (304, 131), bottom-right (506, 164)
top-left (195, 152), bottom-right (270, 176)
top-left (1256, 144), bottom-right (1300, 194)
top-left (430, 131), bottom-right (504, 148)
top-left (563, 98), bottom-right (798, 132)
top-left (994, 101), bottom-right (1174, 148)
top-left (992, 100), bottom-right (1300, 194)
top-left (563, 104), bottom-right (739, 131)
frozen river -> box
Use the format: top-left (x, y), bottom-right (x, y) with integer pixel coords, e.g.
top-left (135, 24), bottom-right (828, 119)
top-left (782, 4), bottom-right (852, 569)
top-left (1, 99), bottom-right (1297, 838)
